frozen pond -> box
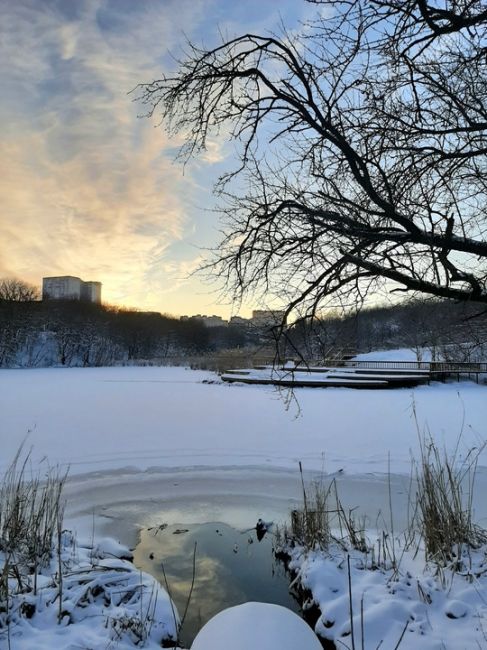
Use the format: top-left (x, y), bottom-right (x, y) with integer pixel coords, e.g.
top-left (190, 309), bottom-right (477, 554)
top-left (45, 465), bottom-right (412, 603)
top-left (2, 366), bottom-right (486, 478)
top-left (63, 467), bottom-right (415, 647)
top-left (63, 466), bottom-right (419, 545)
top-left (2, 365), bottom-right (486, 650)
top-left (63, 464), bottom-right (487, 647)
top-left (62, 462), bottom-right (487, 547)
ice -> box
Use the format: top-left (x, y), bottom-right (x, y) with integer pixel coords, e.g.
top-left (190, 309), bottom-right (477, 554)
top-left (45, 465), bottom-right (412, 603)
top-left (1, 365), bottom-right (485, 478)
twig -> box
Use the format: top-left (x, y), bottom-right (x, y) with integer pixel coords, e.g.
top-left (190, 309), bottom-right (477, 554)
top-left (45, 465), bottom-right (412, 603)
top-left (393, 619), bottom-right (409, 650)
top-left (347, 554), bottom-right (356, 650)
top-left (180, 541), bottom-right (197, 629)
top-left (159, 559), bottom-right (180, 644)
top-left (360, 594), bottom-right (365, 650)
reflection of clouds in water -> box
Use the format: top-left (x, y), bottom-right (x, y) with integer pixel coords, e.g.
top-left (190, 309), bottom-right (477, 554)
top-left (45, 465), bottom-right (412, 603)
top-left (133, 522), bottom-right (301, 645)
top-left (172, 555), bottom-right (246, 616)
top-left (134, 526), bottom-right (247, 618)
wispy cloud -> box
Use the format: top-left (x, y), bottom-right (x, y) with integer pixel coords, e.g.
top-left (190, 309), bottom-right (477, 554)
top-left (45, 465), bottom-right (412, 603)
top-left (0, 0), bottom-right (214, 309)
top-left (0, 0), bottom-right (306, 316)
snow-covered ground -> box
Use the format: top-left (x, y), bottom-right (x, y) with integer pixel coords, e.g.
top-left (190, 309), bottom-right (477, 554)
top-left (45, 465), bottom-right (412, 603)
top-left (354, 347), bottom-right (431, 362)
top-left (1, 359), bottom-right (486, 649)
top-left (2, 365), bottom-right (486, 477)
top-left (5, 535), bottom-right (179, 650)
top-left (285, 533), bottom-right (487, 650)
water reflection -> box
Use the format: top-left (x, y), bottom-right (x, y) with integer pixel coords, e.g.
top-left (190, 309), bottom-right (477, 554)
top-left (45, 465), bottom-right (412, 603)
top-left (133, 522), bottom-right (300, 647)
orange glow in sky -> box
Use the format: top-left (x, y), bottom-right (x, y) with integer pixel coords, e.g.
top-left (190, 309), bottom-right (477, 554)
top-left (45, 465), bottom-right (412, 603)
top-left (0, 0), bottom-right (311, 318)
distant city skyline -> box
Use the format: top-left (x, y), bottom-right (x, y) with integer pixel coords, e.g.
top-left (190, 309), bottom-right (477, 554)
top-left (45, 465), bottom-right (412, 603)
top-left (38, 274), bottom-right (287, 322)
top-left (0, 0), bottom-right (313, 319)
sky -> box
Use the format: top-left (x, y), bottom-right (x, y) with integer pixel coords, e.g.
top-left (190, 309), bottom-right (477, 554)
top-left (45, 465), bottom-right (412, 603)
top-left (0, 0), bottom-right (315, 318)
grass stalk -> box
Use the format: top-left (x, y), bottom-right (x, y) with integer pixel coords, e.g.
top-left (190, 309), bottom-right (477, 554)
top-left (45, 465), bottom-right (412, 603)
top-left (347, 554), bottom-right (356, 650)
top-left (415, 434), bottom-right (487, 566)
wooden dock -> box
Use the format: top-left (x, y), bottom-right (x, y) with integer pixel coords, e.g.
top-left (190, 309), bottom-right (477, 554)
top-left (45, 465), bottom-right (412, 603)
top-left (221, 360), bottom-right (487, 389)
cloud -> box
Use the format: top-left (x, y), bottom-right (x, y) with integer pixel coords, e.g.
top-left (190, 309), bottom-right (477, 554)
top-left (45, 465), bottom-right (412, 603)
top-left (0, 0), bottom-right (309, 316)
top-left (0, 0), bottom-right (215, 310)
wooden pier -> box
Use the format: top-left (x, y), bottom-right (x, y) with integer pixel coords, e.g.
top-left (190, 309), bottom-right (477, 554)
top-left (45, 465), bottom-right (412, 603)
top-left (221, 360), bottom-right (487, 388)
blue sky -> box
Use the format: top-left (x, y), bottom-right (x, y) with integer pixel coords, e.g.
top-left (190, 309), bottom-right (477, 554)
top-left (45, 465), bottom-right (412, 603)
top-left (0, 0), bottom-right (314, 317)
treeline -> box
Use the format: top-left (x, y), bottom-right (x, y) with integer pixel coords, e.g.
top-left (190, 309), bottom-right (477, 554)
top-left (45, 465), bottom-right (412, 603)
top-left (0, 299), bottom-right (250, 368)
top-left (288, 299), bottom-right (487, 363)
top-left (0, 278), bottom-right (486, 368)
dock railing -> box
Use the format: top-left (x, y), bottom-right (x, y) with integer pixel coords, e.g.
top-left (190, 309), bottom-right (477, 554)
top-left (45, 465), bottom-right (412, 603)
top-left (341, 359), bottom-right (487, 371)
top-left (247, 357), bottom-right (487, 371)
top-left (254, 358), bottom-right (486, 381)
top-left (339, 359), bottom-right (487, 382)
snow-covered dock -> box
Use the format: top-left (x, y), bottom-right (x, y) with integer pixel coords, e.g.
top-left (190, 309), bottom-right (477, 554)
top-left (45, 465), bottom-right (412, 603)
top-left (221, 365), bottom-right (431, 388)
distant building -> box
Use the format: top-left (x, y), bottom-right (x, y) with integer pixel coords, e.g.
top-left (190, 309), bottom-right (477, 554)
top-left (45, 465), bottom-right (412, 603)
top-left (179, 311), bottom-right (286, 329)
top-left (180, 314), bottom-right (228, 328)
top-left (251, 310), bottom-right (286, 327)
top-left (42, 276), bottom-right (102, 304)
top-left (80, 281), bottom-right (102, 303)
top-left (202, 315), bottom-right (227, 328)
top-left (229, 315), bottom-right (250, 327)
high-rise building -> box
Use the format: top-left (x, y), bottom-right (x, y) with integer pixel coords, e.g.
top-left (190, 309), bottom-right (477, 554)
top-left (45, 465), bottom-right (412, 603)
top-left (42, 276), bottom-right (102, 303)
top-left (80, 281), bottom-right (102, 303)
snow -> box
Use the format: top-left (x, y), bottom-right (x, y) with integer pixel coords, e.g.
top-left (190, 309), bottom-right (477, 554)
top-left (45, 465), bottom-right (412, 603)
top-left (1, 359), bottom-right (486, 650)
top-left (1, 365), bottom-right (486, 478)
top-left (191, 602), bottom-right (323, 650)
top-left (3, 532), bottom-right (179, 650)
top-left (284, 538), bottom-right (487, 650)
top-left (354, 347), bottom-right (430, 362)
top-left (91, 536), bottom-right (134, 560)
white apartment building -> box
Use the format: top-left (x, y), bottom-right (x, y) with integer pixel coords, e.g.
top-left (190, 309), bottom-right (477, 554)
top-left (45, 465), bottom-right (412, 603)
top-left (42, 276), bottom-right (102, 304)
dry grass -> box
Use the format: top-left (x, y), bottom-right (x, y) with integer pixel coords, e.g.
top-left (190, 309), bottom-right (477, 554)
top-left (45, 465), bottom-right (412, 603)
top-left (288, 434), bottom-right (487, 573)
top-left (278, 436), bottom-right (487, 650)
top-left (414, 435), bottom-right (487, 567)
top-left (290, 481), bottom-right (333, 550)
top-left (289, 466), bottom-right (368, 554)
top-left (0, 447), bottom-right (177, 647)
top-left (0, 445), bottom-right (67, 598)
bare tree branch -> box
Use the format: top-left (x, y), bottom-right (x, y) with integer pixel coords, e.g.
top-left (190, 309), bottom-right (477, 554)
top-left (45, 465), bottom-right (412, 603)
top-left (0, 278), bottom-right (39, 302)
top-left (136, 0), bottom-right (487, 321)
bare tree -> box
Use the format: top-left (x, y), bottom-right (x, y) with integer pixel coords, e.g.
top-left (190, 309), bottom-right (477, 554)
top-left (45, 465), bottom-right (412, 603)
top-left (0, 278), bottom-right (39, 302)
top-left (137, 0), bottom-right (487, 324)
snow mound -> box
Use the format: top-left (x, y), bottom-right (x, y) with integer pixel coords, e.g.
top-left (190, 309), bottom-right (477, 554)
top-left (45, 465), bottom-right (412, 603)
top-left (287, 543), bottom-right (487, 650)
top-left (91, 536), bottom-right (134, 560)
top-left (2, 532), bottom-right (179, 650)
top-left (190, 602), bottom-right (322, 650)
